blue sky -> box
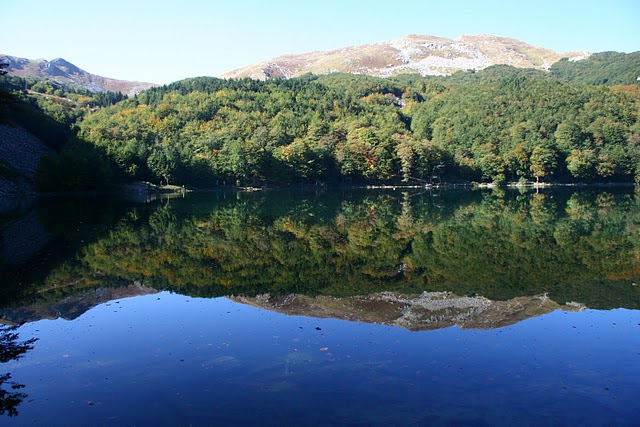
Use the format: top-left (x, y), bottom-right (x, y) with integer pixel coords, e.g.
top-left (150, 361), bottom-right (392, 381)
top-left (2, 0), bottom-right (639, 84)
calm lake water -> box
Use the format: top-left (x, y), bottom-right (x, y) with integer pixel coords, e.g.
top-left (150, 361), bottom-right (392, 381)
top-left (0, 187), bottom-right (639, 425)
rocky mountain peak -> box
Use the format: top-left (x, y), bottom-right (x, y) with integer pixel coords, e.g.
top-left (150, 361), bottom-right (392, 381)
top-left (49, 57), bottom-right (83, 75)
top-left (221, 33), bottom-right (591, 80)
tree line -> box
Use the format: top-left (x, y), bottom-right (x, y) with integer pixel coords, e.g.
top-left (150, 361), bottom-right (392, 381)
top-left (76, 67), bottom-right (640, 187)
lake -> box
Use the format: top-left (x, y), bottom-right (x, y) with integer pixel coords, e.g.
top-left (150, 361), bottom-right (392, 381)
top-left (0, 187), bottom-right (639, 425)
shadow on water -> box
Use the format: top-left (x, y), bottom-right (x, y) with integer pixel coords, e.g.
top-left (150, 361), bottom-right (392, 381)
top-left (0, 194), bottom-right (135, 306)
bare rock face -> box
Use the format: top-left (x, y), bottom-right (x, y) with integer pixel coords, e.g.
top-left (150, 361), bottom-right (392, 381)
top-left (0, 125), bottom-right (51, 197)
top-left (221, 34), bottom-right (590, 80)
top-left (231, 291), bottom-right (585, 331)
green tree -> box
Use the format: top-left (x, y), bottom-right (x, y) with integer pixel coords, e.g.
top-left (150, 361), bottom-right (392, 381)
top-left (147, 146), bottom-right (178, 185)
top-left (504, 144), bottom-right (529, 181)
top-left (554, 122), bottom-right (582, 151)
top-left (479, 153), bottom-right (506, 183)
top-left (395, 138), bottom-right (414, 182)
top-left (529, 146), bottom-right (557, 183)
top-left (567, 149), bottom-right (597, 180)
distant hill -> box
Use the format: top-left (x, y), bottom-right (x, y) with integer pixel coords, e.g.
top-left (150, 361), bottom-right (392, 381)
top-left (0, 55), bottom-right (156, 95)
top-left (221, 34), bottom-right (590, 80)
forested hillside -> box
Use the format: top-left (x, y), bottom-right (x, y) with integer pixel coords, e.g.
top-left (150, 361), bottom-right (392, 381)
top-left (2, 58), bottom-right (640, 190)
top-left (550, 52), bottom-right (640, 85)
top-left (0, 76), bottom-right (123, 190)
top-left (77, 66), bottom-right (640, 186)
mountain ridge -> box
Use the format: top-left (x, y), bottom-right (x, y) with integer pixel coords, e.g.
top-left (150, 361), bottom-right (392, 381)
top-left (0, 54), bottom-right (157, 95)
top-left (221, 33), bottom-right (590, 80)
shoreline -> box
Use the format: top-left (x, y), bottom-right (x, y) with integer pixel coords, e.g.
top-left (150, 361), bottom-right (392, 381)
top-left (0, 180), bottom-right (637, 201)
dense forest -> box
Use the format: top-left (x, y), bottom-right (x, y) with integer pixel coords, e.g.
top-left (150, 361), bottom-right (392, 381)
top-left (1, 53), bottom-right (640, 189)
top-left (550, 51), bottom-right (640, 86)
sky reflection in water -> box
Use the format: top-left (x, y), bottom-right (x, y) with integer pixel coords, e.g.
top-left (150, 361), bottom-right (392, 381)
top-left (5, 291), bottom-right (640, 426)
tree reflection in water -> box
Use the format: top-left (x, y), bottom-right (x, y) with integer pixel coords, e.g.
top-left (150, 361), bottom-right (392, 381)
top-left (0, 326), bottom-right (37, 417)
top-left (1, 188), bottom-right (639, 312)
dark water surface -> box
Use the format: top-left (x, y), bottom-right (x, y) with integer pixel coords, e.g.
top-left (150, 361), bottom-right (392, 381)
top-left (0, 187), bottom-right (639, 425)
